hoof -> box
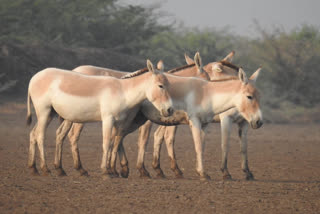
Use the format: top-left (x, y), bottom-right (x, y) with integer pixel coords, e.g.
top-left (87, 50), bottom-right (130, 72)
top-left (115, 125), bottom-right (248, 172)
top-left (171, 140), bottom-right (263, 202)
top-left (102, 173), bottom-right (113, 180)
top-left (200, 173), bottom-right (211, 181)
top-left (30, 167), bottom-right (40, 176)
top-left (120, 167), bottom-right (129, 178)
top-left (175, 173), bottom-right (184, 179)
top-left (245, 172), bottom-right (254, 181)
top-left (139, 171), bottom-right (151, 179)
top-left (79, 168), bottom-right (89, 177)
top-left (223, 174), bottom-right (232, 181)
top-left (41, 168), bottom-right (51, 176)
top-left (56, 168), bottom-right (67, 177)
top-left (156, 172), bottom-right (166, 179)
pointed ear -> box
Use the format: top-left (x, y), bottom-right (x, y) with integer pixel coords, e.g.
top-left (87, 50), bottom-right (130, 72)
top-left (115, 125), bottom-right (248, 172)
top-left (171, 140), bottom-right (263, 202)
top-left (147, 59), bottom-right (155, 74)
top-left (157, 60), bottom-right (164, 71)
top-left (223, 51), bottom-right (235, 62)
top-left (194, 52), bottom-right (203, 73)
top-left (238, 68), bottom-right (248, 84)
top-left (184, 53), bottom-right (194, 65)
top-left (249, 67), bottom-right (262, 83)
top-left (212, 63), bottom-right (223, 72)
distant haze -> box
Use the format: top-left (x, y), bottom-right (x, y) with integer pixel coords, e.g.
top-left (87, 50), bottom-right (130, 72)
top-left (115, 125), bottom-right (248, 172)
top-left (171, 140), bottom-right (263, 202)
top-left (122, 0), bottom-right (320, 36)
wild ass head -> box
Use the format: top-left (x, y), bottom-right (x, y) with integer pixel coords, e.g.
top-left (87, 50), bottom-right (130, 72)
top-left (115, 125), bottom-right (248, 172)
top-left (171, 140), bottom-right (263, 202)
top-left (235, 67), bottom-right (263, 129)
top-left (185, 51), bottom-right (239, 80)
top-left (146, 60), bottom-right (174, 117)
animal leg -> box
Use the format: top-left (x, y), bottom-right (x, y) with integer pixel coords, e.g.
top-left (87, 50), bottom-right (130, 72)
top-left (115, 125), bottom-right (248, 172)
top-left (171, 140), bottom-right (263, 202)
top-left (152, 125), bottom-right (166, 178)
top-left (238, 121), bottom-right (254, 180)
top-left (101, 117), bottom-right (114, 178)
top-left (136, 120), bottom-right (152, 178)
top-left (118, 143), bottom-right (129, 178)
top-left (109, 135), bottom-right (124, 177)
top-left (67, 123), bottom-right (88, 176)
top-left (28, 124), bottom-right (39, 175)
top-left (54, 120), bottom-right (72, 176)
top-left (189, 118), bottom-right (210, 180)
top-left (164, 126), bottom-right (183, 178)
top-left (220, 116), bottom-right (232, 180)
top-left (36, 108), bottom-right (53, 176)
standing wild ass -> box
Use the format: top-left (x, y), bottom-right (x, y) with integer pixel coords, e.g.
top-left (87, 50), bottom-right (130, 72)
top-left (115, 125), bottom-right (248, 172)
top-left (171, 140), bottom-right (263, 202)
top-left (150, 53), bottom-right (262, 180)
top-left (26, 60), bottom-right (173, 177)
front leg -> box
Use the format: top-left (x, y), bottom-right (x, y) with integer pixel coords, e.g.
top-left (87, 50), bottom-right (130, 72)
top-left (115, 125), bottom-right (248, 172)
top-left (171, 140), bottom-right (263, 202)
top-left (164, 126), bottom-right (183, 178)
top-left (152, 125), bottom-right (166, 178)
top-left (238, 120), bottom-right (254, 180)
top-left (220, 116), bottom-right (233, 180)
top-left (136, 120), bottom-right (153, 178)
top-left (101, 117), bottom-right (114, 178)
top-left (189, 118), bottom-right (209, 180)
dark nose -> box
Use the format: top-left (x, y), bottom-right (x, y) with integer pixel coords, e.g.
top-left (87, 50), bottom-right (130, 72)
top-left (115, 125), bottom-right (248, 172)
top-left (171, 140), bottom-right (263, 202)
top-left (256, 120), bottom-right (263, 128)
top-left (167, 107), bottom-right (174, 116)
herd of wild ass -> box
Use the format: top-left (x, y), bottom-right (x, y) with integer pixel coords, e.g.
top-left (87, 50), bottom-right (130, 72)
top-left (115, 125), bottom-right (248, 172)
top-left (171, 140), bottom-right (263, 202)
top-left (26, 51), bottom-right (263, 180)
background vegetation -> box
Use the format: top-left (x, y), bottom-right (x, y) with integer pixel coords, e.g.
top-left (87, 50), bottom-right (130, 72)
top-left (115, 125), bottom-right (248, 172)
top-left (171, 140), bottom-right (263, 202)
top-left (0, 0), bottom-right (319, 122)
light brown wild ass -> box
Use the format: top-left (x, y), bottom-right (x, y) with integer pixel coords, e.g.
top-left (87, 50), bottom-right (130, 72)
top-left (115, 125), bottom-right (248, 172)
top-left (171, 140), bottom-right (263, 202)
top-left (26, 60), bottom-right (173, 176)
top-left (56, 52), bottom-right (263, 180)
top-left (150, 53), bottom-right (262, 180)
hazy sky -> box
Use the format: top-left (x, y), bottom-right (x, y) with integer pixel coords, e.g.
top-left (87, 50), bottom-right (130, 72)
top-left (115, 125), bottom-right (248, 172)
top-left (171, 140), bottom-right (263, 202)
top-left (122, 0), bottom-right (320, 36)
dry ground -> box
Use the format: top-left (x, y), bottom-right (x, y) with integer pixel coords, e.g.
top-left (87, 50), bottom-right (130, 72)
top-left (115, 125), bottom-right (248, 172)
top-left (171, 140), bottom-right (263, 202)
top-left (0, 101), bottom-right (319, 213)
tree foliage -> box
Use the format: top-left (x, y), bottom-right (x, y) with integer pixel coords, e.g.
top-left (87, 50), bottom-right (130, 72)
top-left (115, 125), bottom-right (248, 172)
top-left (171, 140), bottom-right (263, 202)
top-left (0, 0), bottom-right (320, 110)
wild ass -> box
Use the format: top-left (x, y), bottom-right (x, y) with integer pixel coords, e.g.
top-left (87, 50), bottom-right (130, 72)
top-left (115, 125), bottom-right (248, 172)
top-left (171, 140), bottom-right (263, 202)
top-left (150, 53), bottom-right (262, 180)
top-left (106, 53), bottom-right (263, 180)
top-left (26, 60), bottom-right (173, 176)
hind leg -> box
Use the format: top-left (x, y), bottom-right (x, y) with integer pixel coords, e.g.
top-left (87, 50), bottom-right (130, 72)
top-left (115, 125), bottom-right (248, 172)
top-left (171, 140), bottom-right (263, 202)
top-left (28, 124), bottom-right (39, 175)
top-left (55, 120), bottom-right (73, 176)
top-left (35, 108), bottom-right (53, 176)
top-left (67, 123), bottom-right (88, 176)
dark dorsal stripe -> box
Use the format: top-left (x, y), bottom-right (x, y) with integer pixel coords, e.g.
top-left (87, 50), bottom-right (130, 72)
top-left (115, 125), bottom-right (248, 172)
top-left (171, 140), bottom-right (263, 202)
top-left (209, 76), bottom-right (238, 82)
top-left (121, 67), bottom-right (149, 79)
top-left (220, 60), bottom-right (240, 71)
top-left (167, 63), bottom-right (196, 74)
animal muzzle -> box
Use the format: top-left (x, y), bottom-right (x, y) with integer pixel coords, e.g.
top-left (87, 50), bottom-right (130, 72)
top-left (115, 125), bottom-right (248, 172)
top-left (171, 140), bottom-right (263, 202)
top-left (250, 119), bottom-right (263, 129)
top-left (161, 107), bottom-right (174, 117)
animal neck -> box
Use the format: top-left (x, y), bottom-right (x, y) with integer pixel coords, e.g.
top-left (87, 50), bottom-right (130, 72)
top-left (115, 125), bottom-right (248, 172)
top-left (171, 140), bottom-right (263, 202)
top-left (207, 80), bottom-right (242, 115)
top-left (121, 72), bottom-right (152, 108)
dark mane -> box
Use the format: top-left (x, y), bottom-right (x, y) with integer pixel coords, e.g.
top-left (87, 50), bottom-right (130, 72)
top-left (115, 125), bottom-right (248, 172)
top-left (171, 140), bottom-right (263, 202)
top-left (220, 60), bottom-right (240, 71)
top-left (209, 76), bottom-right (238, 82)
top-left (167, 63), bottom-right (196, 74)
top-left (121, 67), bottom-right (149, 79)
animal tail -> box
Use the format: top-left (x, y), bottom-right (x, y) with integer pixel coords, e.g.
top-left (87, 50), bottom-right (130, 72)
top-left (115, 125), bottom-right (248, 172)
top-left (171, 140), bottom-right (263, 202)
top-left (26, 90), bottom-right (32, 126)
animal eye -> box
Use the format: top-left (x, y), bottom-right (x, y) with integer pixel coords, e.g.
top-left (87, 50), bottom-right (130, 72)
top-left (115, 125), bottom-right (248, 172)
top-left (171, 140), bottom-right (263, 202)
top-left (158, 85), bottom-right (164, 89)
top-left (247, 96), bottom-right (253, 100)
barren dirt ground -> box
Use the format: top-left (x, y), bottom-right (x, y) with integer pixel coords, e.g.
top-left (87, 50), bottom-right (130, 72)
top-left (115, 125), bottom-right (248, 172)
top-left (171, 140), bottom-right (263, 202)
top-left (0, 101), bottom-right (319, 213)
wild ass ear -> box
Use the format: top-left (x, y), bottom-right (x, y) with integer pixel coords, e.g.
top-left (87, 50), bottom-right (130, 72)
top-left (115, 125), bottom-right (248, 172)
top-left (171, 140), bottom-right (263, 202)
top-left (239, 68), bottom-right (248, 85)
top-left (157, 60), bottom-right (164, 71)
top-left (194, 52), bottom-right (204, 73)
top-left (249, 67), bottom-right (262, 83)
top-left (223, 51), bottom-right (235, 62)
top-left (147, 59), bottom-right (156, 74)
top-left (184, 53), bottom-right (194, 65)
top-left (212, 63), bottom-right (223, 72)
